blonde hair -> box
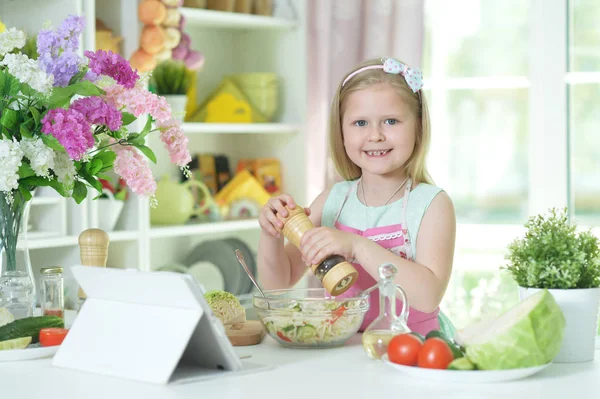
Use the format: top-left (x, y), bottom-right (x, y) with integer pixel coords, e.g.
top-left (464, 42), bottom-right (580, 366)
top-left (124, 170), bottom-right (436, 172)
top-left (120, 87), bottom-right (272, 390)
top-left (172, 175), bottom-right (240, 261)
top-left (328, 58), bottom-right (434, 185)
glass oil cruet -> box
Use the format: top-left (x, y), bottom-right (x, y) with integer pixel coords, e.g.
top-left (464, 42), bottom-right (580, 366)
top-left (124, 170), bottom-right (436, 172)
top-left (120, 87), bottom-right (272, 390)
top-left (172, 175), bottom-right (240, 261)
top-left (361, 263), bottom-right (411, 359)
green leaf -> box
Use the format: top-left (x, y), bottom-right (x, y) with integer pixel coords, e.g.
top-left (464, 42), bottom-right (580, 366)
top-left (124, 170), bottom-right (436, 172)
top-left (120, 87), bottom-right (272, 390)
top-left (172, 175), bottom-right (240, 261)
top-left (121, 112), bottom-right (136, 126)
top-left (89, 158), bottom-right (103, 175)
top-left (40, 133), bottom-right (65, 152)
top-left (7, 76), bottom-right (21, 98)
top-left (20, 176), bottom-right (68, 197)
top-left (95, 150), bottom-right (117, 164)
top-left (29, 107), bottom-right (41, 126)
top-left (0, 70), bottom-right (6, 96)
top-left (47, 86), bottom-right (73, 108)
top-left (72, 181), bottom-right (88, 204)
top-left (20, 124), bottom-right (33, 139)
top-left (1, 108), bottom-right (19, 130)
top-left (138, 115), bottom-right (154, 141)
top-left (18, 185), bottom-right (33, 202)
top-left (127, 133), bottom-right (143, 145)
top-left (68, 68), bottom-right (87, 85)
top-left (18, 162), bottom-right (36, 179)
top-left (95, 151), bottom-right (116, 172)
top-left (82, 174), bottom-right (103, 193)
top-left (134, 144), bottom-right (157, 164)
top-left (71, 80), bottom-right (105, 97)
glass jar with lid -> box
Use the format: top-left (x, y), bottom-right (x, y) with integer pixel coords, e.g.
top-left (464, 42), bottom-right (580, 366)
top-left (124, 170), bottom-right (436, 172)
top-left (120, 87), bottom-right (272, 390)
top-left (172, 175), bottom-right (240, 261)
top-left (39, 266), bottom-right (64, 320)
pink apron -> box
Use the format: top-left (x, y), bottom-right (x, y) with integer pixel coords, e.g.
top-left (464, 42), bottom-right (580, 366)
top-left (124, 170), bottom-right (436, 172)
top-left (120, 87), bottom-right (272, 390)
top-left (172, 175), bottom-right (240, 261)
top-left (333, 179), bottom-right (440, 336)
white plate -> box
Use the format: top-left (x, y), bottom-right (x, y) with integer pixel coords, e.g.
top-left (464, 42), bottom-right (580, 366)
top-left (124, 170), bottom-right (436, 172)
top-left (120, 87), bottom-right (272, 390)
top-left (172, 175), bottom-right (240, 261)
top-left (0, 344), bottom-right (59, 362)
top-left (188, 261), bottom-right (225, 292)
top-left (381, 354), bottom-right (551, 383)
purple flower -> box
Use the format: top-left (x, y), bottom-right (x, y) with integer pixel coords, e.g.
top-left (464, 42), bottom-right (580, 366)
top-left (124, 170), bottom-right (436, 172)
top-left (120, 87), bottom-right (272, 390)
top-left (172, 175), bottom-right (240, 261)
top-left (41, 109), bottom-right (94, 161)
top-left (85, 50), bottom-right (139, 89)
top-left (70, 97), bottom-right (123, 131)
top-left (39, 51), bottom-right (80, 87)
top-left (37, 15), bottom-right (86, 87)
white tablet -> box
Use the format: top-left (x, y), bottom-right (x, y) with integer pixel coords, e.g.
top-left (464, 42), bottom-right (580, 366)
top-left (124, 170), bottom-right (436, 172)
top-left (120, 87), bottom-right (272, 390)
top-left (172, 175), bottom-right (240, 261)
top-left (53, 266), bottom-right (243, 384)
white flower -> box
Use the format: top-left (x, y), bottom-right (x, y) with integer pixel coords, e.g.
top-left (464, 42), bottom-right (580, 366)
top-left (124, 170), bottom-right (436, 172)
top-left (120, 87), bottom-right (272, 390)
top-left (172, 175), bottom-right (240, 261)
top-left (0, 27), bottom-right (27, 56)
top-left (0, 138), bottom-right (24, 192)
top-left (20, 137), bottom-right (55, 178)
top-left (52, 152), bottom-right (76, 194)
top-left (0, 53), bottom-right (54, 95)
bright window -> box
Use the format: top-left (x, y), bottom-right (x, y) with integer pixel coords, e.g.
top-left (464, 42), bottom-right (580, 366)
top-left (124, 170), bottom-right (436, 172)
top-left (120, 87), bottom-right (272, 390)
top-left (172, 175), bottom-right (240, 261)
top-left (424, 0), bottom-right (600, 331)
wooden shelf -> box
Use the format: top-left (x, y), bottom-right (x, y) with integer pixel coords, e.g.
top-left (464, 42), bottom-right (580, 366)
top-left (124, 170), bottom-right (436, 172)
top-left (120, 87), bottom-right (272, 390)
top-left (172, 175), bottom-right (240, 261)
top-left (150, 219), bottom-right (260, 239)
top-left (182, 122), bottom-right (300, 135)
top-left (180, 7), bottom-right (296, 30)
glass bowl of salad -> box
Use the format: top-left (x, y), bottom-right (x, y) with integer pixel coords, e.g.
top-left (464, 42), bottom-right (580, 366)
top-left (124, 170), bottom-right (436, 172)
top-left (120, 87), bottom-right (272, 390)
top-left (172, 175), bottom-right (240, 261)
top-left (253, 288), bottom-right (369, 348)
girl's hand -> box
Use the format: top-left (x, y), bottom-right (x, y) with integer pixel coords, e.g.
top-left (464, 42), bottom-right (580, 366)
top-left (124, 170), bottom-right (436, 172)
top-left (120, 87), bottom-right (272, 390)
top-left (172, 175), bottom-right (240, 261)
top-left (258, 194), bottom-right (311, 238)
top-left (299, 227), bottom-right (356, 266)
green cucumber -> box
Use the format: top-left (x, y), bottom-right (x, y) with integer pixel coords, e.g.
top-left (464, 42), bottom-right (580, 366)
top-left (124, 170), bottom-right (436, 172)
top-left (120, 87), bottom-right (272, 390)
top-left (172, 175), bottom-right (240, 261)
top-left (408, 331), bottom-right (425, 343)
top-left (296, 324), bottom-right (317, 340)
top-left (448, 357), bottom-right (476, 370)
top-left (0, 316), bottom-right (64, 343)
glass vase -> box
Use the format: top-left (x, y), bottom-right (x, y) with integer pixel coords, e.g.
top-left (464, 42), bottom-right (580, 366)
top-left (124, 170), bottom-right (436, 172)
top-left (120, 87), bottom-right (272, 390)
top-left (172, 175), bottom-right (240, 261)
top-left (0, 190), bottom-right (36, 319)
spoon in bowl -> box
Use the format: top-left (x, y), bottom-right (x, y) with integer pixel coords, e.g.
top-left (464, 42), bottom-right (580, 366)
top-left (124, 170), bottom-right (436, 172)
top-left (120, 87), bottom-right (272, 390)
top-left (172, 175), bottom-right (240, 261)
top-left (235, 249), bottom-right (271, 309)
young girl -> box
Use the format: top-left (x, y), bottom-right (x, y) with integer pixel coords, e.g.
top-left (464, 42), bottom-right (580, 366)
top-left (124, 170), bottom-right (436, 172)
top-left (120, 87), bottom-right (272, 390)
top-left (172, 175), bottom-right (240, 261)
top-left (257, 57), bottom-right (456, 335)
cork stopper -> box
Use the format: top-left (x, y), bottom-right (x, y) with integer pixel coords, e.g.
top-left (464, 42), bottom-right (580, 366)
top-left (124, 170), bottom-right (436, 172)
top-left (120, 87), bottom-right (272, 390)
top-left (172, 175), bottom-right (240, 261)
top-left (78, 228), bottom-right (110, 300)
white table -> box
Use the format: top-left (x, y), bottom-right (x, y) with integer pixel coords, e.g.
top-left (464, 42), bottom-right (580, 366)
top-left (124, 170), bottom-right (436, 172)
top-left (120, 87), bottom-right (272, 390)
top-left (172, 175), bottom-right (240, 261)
top-left (1, 333), bottom-right (599, 399)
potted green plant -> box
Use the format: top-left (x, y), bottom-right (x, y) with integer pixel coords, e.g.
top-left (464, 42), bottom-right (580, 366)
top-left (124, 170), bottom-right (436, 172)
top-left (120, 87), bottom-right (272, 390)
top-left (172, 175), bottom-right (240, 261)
top-left (150, 60), bottom-right (194, 121)
top-left (503, 207), bottom-right (600, 363)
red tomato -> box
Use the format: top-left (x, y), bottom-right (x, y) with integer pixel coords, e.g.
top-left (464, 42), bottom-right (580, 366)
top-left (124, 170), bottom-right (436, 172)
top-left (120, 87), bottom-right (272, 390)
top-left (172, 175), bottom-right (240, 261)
top-left (276, 331), bottom-right (292, 342)
top-left (387, 333), bottom-right (423, 366)
top-left (39, 328), bottom-right (69, 347)
top-left (417, 337), bottom-right (455, 369)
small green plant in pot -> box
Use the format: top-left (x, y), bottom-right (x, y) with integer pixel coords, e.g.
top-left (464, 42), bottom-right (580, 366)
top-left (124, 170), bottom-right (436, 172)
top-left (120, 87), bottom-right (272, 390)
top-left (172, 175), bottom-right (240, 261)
top-left (150, 60), bottom-right (194, 121)
top-left (503, 207), bottom-right (600, 363)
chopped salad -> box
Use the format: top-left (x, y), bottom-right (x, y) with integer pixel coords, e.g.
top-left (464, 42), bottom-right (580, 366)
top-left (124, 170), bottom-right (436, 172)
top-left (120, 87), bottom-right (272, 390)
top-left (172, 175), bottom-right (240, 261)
top-left (259, 299), bottom-right (366, 345)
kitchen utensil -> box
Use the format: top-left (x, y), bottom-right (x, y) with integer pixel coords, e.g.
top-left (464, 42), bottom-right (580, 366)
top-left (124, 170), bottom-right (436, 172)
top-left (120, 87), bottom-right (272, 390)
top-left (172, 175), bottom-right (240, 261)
top-left (361, 263), bottom-right (411, 359)
top-left (226, 320), bottom-right (266, 346)
top-left (225, 238), bottom-right (255, 294)
top-left (150, 175), bottom-right (212, 225)
top-left (183, 239), bottom-right (246, 294)
top-left (187, 261), bottom-right (225, 292)
top-left (276, 206), bottom-right (358, 295)
top-left (235, 249), bottom-right (269, 309)
top-left (253, 288), bottom-right (369, 348)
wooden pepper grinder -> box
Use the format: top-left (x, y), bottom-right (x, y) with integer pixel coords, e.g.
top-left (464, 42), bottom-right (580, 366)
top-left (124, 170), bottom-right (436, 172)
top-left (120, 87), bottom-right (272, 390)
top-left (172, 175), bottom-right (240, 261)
top-left (277, 206), bottom-right (358, 296)
top-left (77, 228), bottom-right (110, 306)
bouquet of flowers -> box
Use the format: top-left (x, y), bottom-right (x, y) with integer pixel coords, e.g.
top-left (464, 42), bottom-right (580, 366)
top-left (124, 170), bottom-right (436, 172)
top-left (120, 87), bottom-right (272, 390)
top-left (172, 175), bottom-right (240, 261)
top-left (0, 15), bottom-right (192, 272)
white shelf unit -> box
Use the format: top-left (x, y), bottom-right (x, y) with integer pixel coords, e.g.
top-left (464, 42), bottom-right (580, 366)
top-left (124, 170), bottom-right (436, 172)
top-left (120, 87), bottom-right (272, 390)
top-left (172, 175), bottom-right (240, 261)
top-left (182, 122), bottom-right (300, 135)
top-left (3, 0), bottom-right (308, 301)
top-left (179, 6), bottom-right (297, 30)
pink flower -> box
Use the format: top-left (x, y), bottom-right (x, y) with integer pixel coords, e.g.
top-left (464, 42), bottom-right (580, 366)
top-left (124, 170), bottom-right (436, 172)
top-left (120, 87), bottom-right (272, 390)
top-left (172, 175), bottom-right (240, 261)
top-left (112, 143), bottom-right (157, 198)
top-left (104, 84), bottom-right (171, 123)
top-left (70, 96), bottom-right (122, 131)
top-left (156, 118), bottom-right (192, 167)
top-left (85, 50), bottom-right (139, 89)
top-left (41, 108), bottom-right (94, 160)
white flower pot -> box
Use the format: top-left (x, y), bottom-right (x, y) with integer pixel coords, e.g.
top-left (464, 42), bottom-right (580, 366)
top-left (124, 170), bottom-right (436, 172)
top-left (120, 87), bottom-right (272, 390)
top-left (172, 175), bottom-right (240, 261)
top-left (519, 286), bottom-right (600, 363)
top-left (96, 190), bottom-right (124, 232)
top-left (163, 94), bottom-right (188, 122)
